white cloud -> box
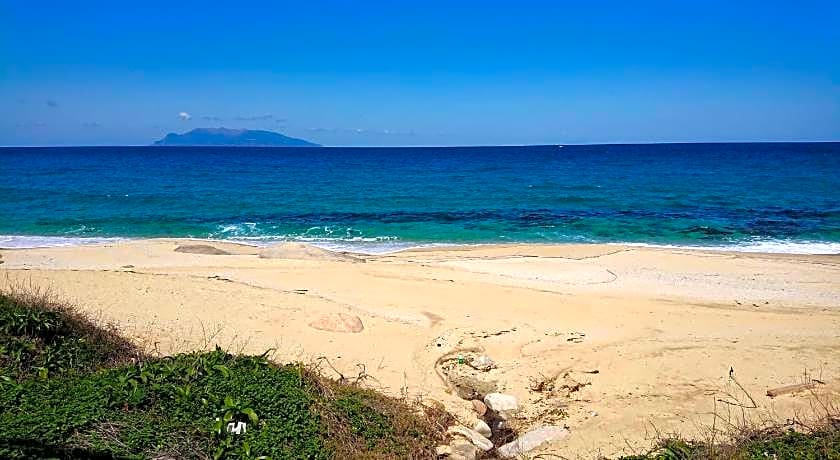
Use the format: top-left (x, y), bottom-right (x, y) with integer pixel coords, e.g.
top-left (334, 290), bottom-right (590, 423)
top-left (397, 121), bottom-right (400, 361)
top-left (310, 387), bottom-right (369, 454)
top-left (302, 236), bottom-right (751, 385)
top-left (178, 112), bottom-right (192, 121)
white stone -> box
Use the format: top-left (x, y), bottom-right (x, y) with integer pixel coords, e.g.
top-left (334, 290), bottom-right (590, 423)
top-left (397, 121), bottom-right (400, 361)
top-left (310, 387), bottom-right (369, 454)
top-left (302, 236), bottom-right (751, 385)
top-left (497, 426), bottom-right (570, 458)
top-left (449, 439), bottom-right (477, 460)
top-left (435, 444), bottom-right (452, 456)
top-left (448, 425), bottom-right (494, 452)
top-left (472, 419), bottom-right (492, 438)
top-left (483, 393), bottom-right (519, 420)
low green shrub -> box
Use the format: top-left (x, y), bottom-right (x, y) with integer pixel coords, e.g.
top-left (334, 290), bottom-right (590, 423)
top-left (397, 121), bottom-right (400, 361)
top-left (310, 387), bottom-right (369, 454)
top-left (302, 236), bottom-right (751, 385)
top-left (0, 287), bottom-right (139, 380)
top-left (0, 290), bottom-right (447, 459)
top-left (619, 423), bottom-right (840, 460)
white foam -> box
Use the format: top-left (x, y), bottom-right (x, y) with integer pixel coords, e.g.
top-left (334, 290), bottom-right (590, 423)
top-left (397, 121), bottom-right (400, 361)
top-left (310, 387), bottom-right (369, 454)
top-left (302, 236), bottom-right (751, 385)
top-left (226, 236), bottom-right (441, 254)
top-left (209, 222), bottom-right (419, 254)
top-left (305, 240), bottom-right (448, 255)
top-left (2, 234), bottom-right (838, 255)
top-left (0, 235), bottom-right (125, 249)
top-left (615, 240), bottom-right (840, 255)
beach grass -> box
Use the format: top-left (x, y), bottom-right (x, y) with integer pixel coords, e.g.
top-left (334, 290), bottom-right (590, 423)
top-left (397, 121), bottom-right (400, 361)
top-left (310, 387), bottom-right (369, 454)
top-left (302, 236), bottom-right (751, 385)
top-left (614, 381), bottom-right (840, 460)
top-left (618, 425), bottom-right (840, 460)
top-left (0, 286), bottom-right (449, 459)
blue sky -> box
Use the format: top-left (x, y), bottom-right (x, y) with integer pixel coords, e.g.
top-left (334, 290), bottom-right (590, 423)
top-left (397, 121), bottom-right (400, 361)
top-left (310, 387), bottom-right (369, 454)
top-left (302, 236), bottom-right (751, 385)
top-left (2, 1), bottom-right (838, 146)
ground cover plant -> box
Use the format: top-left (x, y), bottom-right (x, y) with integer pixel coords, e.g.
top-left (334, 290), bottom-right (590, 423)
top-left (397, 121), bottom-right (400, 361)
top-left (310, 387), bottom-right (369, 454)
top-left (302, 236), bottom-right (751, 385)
top-left (0, 286), bottom-right (448, 459)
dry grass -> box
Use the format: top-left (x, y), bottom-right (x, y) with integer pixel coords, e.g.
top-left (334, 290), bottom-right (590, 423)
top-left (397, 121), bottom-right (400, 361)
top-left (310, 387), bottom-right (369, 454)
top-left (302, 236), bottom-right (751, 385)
top-left (0, 278), bottom-right (143, 376)
top-left (301, 354), bottom-right (454, 459)
top-left (614, 373), bottom-right (840, 460)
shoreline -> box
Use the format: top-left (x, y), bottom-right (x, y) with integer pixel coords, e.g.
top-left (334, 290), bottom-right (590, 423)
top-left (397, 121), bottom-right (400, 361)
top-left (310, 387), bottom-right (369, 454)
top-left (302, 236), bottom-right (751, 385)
top-left (1, 239), bottom-right (838, 456)
top-left (2, 234), bottom-right (839, 256)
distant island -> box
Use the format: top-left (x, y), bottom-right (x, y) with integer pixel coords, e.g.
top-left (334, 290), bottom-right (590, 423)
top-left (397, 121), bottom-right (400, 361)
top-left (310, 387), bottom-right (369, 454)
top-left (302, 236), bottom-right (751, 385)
top-left (153, 128), bottom-right (320, 147)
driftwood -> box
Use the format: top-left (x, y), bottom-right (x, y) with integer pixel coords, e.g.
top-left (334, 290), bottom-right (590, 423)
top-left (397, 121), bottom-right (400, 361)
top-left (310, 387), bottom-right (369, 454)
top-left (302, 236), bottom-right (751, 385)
top-left (766, 381), bottom-right (825, 398)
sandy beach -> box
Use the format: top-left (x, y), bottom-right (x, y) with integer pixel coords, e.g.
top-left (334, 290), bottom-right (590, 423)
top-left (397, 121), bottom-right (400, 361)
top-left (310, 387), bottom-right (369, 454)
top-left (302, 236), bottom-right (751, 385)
top-left (1, 240), bottom-right (838, 457)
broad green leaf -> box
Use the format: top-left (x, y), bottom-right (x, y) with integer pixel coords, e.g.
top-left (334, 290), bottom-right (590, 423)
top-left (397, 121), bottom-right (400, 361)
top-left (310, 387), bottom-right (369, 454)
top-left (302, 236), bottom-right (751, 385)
top-left (242, 407), bottom-right (259, 424)
top-left (213, 364), bottom-right (231, 378)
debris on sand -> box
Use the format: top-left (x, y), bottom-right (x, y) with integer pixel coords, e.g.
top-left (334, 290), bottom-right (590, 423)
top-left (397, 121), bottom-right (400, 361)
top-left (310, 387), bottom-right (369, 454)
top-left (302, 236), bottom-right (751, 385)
top-left (446, 371), bottom-right (499, 400)
top-left (766, 380), bottom-right (825, 398)
top-left (468, 354), bottom-right (496, 371)
top-left (435, 348), bottom-right (499, 400)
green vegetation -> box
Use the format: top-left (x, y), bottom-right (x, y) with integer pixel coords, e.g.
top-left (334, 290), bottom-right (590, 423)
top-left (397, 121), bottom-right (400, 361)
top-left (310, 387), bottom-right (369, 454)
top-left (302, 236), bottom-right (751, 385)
top-left (0, 286), bottom-right (139, 380)
top-left (0, 288), bottom-right (448, 459)
top-left (619, 423), bottom-right (840, 460)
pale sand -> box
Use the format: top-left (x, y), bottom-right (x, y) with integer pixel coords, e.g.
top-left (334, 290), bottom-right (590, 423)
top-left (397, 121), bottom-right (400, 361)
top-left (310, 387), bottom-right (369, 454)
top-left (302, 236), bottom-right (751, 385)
top-left (1, 240), bottom-right (839, 457)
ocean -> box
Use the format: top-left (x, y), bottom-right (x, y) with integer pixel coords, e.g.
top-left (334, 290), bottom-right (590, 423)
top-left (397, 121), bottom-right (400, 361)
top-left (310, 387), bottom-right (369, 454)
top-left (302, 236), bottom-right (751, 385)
top-left (1, 143), bottom-right (839, 254)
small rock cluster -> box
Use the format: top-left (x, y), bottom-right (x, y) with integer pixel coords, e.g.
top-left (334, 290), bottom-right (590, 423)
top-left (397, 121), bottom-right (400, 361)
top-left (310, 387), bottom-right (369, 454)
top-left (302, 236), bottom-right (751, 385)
top-left (438, 390), bottom-right (569, 459)
top-left (435, 349), bottom-right (572, 458)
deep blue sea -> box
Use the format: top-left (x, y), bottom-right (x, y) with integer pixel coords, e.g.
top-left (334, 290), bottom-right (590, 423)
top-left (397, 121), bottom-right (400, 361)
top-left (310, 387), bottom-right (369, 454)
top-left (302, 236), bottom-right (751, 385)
top-left (2, 143), bottom-right (839, 254)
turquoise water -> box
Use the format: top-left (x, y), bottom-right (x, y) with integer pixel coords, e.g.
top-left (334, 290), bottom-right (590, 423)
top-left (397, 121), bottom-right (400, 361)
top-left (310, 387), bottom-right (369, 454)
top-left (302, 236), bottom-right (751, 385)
top-left (1, 143), bottom-right (839, 253)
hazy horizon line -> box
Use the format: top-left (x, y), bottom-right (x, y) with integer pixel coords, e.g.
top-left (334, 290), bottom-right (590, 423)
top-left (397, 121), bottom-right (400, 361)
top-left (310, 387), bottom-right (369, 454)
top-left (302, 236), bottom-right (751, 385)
top-left (2, 140), bottom-right (839, 149)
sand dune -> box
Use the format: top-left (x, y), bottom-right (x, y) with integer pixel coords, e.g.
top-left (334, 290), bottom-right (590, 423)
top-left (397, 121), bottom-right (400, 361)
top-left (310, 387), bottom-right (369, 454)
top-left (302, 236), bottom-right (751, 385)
top-left (1, 240), bottom-right (838, 457)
